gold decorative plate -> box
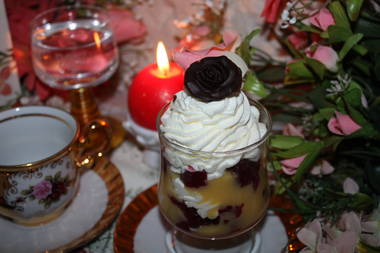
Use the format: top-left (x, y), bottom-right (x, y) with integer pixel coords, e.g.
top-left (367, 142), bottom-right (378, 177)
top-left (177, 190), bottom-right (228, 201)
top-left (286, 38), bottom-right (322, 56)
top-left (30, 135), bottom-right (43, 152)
top-left (57, 157), bottom-right (125, 252)
top-left (0, 157), bottom-right (124, 253)
top-left (114, 185), bottom-right (158, 253)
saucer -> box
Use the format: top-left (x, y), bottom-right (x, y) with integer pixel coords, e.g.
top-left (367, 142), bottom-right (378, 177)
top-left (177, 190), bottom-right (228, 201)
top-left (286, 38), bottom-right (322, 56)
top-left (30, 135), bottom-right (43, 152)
top-left (114, 185), bottom-right (288, 253)
top-left (0, 158), bottom-right (124, 253)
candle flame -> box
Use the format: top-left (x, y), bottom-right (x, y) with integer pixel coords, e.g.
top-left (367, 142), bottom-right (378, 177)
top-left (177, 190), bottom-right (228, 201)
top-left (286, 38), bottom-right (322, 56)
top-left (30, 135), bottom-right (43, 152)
top-left (93, 32), bottom-right (101, 49)
top-left (156, 41), bottom-right (170, 76)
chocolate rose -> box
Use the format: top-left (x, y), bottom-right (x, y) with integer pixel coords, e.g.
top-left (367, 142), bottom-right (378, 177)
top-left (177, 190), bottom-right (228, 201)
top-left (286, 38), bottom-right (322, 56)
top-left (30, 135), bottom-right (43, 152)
top-left (184, 56), bottom-right (242, 102)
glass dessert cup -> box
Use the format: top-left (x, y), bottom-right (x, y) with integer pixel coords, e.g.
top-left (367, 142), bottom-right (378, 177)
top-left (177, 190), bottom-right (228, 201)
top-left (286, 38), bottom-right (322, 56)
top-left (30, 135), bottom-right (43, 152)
top-left (30, 5), bottom-right (125, 155)
top-left (157, 98), bottom-right (272, 252)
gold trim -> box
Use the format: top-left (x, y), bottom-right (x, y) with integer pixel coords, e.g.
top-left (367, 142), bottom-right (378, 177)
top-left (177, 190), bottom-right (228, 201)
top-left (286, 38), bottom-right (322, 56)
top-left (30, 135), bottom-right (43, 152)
top-left (114, 185), bottom-right (158, 253)
top-left (0, 109), bottom-right (79, 172)
top-left (55, 157), bottom-right (124, 252)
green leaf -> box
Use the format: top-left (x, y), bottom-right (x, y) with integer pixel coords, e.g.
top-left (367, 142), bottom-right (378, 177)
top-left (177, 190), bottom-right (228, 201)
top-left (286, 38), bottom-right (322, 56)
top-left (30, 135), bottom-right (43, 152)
top-left (342, 80), bottom-right (364, 107)
top-left (339, 33), bottom-right (364, 60)
top-left (54, 171), bottom-right (62, 181)
top-left (285, 59), bottom-right (315, 84)
top-left (236, 29), bottom-right (261, 65)
top-left (328, 25), bottom-right (353, 43)
top-left (243, 71), bottom-right (270, 99)
top-left (353, 44), bottom-right (368, 55)
top-left (272, 141), bottom-right (323, 159)
top-left (351, 57), bottom-right (371, 76)
top-left (346, 104), bottom-right (369, 127)
top-left (361, 39), bottom-right (380, 53)
top-left (329, 1), bottom-right (352, 32)
top-left (355, 17), bottom-right (380, 38)
top-left (313, 107), bottom-right (336, 121)
top-left (305, 58), bottom-right (326, 80)
top-left (307, 86), bottom-right (331, 109)
top-left (351, 193), bottom-right (375, 210)
top-left (269, 135), bottom-right (304, 149)
top-left (346, 0), bottom-right (364, 21)
top-left (295, 142), bottom-right (324, 182)
top-left (255, 65), bottom-right (285, 84)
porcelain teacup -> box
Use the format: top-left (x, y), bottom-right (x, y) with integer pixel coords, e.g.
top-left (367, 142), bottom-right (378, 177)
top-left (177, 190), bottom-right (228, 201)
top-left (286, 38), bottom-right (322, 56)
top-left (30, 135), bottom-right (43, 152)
top-left (0, 106), bottom-right (81, 226)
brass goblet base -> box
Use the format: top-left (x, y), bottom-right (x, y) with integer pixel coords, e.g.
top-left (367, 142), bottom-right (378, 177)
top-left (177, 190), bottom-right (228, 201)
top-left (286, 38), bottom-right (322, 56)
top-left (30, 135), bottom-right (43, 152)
top-left (70, 87), bottom-right (125, 153)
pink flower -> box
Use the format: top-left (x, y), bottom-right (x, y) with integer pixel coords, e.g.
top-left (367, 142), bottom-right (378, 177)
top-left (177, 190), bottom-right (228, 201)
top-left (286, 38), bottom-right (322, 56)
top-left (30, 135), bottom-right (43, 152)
top-left (280, 155), bottom-right (306, 175)
top-left (310, 159), bottom-right (335, 175)
top-left (306, 44), bottom-right (339, 72)
top-left (174, 31), bottom-right (239, 70)
top-left (327, 111), bottom-right (362, 135)
top-left (288, 32), bottom-right (308, 50)
top-left (260, 0), bottom-right (287, 23)
top-left (32, 180), bottom-right (52, 200)
top-left (298, 214), bottom-right (361, 253)
top-left (107, 6), bottom-right (147, 44)
top-left (324, 212), bottom-right (361, 253)
top-left (297, 219), bottom-right (324, 252)
top-left (282, 123), bottom-right (304, 137)
top-left (343, 177), bottom-right (359, 194)
top-left (309, 8), bottom-right (336, 31)
top-left (361, 204), bottom-right (380, 248)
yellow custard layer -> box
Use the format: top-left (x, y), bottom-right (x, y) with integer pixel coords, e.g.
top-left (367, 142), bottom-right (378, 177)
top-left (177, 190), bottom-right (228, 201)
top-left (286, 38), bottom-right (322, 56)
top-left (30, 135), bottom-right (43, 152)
top-left (158, 160), bottom-right (269, 238)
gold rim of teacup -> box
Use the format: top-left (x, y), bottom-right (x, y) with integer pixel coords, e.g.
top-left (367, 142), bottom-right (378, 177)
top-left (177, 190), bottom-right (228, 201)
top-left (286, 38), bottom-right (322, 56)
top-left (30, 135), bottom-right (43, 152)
top-left (0, 107), bottom-right (79, 173)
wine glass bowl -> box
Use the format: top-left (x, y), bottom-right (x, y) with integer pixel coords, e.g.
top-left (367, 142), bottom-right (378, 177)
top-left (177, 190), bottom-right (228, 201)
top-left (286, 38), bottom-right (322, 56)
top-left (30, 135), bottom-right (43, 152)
top-left (30, 5), bottom-right (125, 151)
top-left (31, 5), bottom-right (119, 90)
top-left (157, 98), bottom-right (272, 251)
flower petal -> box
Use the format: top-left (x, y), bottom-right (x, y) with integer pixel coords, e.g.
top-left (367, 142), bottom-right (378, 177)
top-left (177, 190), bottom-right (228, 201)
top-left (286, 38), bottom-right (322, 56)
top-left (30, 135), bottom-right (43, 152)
top-left (321, 160), bottom-right (334, 175)
top-left (343, 178), bottom-right (359, 195)
top-left (282, 123), bottom-right (304, 137)
top-left (335, 112), bottom-right (362, 135)
top-left (297, 227), bottom-right (318, 250)
top-left (328, 115), bottom-right (344, 135)
top-left (338, 212), bottom-right (361, 235)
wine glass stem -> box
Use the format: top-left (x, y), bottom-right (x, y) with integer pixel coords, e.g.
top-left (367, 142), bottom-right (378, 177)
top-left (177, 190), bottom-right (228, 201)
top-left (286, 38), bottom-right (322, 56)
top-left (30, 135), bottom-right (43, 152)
top-left (70, 87), bottom-right (100, 127)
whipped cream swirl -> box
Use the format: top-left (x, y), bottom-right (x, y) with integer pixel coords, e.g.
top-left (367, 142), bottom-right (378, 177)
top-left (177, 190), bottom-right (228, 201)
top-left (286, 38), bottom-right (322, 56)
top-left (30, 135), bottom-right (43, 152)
top-left (160, 91), bottom-right (267, 180)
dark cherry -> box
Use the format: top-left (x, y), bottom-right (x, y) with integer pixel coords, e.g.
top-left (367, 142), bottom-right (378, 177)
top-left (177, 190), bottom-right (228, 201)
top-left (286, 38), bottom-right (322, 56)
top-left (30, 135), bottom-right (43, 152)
top-left (227, 159), bottom-right (260, 190)
top-left (180, 169), bottom-right (208, 188)
top-left (170, 196), bottom-right (219, 230)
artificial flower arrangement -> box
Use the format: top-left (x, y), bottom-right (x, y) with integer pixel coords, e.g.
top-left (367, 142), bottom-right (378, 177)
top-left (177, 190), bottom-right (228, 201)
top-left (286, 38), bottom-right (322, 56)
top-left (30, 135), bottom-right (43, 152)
top-left (255, 0), bottom-right (380, 252)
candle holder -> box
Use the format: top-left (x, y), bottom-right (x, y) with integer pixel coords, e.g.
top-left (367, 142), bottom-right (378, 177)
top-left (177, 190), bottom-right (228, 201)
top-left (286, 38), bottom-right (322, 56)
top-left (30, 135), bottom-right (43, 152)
top-left (123, 112), bottom-right (160, 169)
top-left (125, 42), bottom-right (184, 169)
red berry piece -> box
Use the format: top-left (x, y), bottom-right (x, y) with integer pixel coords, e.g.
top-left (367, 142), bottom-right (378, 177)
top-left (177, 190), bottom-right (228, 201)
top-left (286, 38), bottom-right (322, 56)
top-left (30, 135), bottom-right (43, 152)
top-left (180, 169), bottom-right (208, 188)
top-left (227, 159), bottom-right (260, 190)
top-left (170, 196), bottom-right (219, 230)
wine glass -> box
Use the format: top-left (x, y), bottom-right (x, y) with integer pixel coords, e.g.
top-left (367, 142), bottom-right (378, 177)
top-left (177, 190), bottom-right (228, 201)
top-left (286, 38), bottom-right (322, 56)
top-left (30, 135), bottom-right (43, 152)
top-left (31, 5), bottom-right (124, 155)
top-left (157, 97), bottom-right (272, 252)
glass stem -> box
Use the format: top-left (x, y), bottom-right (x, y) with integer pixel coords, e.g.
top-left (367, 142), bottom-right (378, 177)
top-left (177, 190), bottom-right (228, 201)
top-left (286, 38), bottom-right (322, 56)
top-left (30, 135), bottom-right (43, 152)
top-left (70, 87), bottom-right (100, 127)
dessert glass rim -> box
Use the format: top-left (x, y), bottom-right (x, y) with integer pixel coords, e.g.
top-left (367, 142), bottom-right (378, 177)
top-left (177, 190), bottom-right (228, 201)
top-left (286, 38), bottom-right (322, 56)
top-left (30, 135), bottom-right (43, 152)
top-left (156, 95), bottom-right (272, 156)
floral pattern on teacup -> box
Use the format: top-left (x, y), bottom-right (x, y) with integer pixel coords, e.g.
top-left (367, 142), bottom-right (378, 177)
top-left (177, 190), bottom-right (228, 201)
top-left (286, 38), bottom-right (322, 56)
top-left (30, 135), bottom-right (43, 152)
top-left (4, 156), bottom-right (78, 218)
top-left (19, 171), bottom-right (72, 209)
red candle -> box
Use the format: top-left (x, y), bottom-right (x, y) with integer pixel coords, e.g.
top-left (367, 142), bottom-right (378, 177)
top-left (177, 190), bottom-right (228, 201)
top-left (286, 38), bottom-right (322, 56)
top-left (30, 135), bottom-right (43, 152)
top-left (128, 42), bottom-right (184, 130)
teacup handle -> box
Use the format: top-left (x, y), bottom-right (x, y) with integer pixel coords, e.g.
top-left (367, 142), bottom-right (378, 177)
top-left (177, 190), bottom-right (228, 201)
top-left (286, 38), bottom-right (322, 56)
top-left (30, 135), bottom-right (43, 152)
top-left (75, 119), bottom-right (112, 169)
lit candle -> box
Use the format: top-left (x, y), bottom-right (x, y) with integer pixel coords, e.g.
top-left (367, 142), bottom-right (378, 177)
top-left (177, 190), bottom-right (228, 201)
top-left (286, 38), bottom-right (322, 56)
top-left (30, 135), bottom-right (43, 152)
top-left (128, 42), bottom-right (184, 130)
